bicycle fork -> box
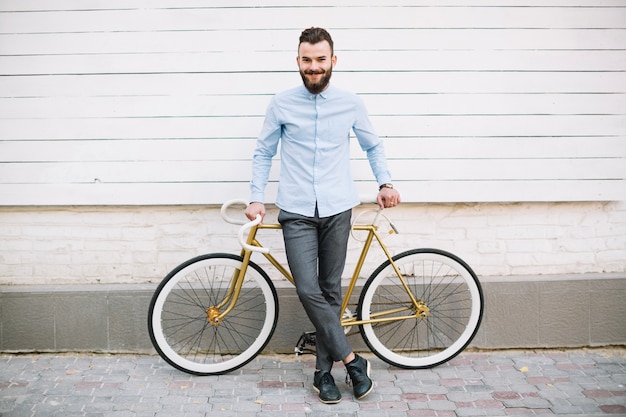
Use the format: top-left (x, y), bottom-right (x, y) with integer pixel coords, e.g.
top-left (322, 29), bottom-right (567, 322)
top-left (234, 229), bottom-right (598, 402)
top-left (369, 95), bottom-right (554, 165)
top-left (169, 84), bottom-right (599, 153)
top-left (205, 223), bottom-right (295, 327)
top-left (205, 227), bottom-right (261, 326)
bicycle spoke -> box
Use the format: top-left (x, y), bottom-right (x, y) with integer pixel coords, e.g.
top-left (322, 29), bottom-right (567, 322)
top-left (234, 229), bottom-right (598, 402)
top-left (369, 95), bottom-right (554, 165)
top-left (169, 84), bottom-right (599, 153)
top-left (148, 254), bottom-right (278, 375)
top-left (359, 249), bottom-right (483, 369)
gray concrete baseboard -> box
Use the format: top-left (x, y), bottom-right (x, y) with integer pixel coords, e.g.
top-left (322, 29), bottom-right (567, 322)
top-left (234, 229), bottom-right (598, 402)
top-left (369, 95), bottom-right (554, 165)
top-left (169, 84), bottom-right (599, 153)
top-left (1, 273), bottom-right (624, 353)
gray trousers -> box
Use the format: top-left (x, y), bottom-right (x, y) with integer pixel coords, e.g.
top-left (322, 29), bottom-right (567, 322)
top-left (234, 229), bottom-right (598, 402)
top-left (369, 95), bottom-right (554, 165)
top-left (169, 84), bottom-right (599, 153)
top-left (278, 208), bottom-right (353, 371)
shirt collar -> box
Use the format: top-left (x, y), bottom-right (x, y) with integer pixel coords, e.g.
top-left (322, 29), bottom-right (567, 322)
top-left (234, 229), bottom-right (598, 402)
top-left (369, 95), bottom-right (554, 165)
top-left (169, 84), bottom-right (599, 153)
top-left (300, 83), bottom-right (333, 100)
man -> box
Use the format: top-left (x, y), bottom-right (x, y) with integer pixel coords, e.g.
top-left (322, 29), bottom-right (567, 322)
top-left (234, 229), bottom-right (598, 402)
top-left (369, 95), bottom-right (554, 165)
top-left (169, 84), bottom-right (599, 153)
top-left (245, 27), bottom-right (401, 404)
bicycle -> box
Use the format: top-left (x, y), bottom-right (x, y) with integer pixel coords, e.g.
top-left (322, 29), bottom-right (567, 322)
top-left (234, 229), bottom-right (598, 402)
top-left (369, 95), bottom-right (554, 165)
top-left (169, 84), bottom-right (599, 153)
top-left (148, 199), bottom-right (484, 376)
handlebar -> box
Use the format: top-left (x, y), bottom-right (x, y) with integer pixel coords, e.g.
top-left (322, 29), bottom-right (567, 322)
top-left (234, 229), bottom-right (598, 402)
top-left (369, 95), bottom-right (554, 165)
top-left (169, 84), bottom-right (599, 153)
top-left (220, 197), bottom-right (398, 253)
top-left (220, 199), bottom-right (270, 254)
top-left (220, 199), bottom-right (250, 225)
top-left (238, 214), bottom-right (270, 254)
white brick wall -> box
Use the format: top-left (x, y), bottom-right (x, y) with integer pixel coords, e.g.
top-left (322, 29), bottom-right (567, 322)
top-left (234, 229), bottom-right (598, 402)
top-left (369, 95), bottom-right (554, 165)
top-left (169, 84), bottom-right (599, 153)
top-left (1, 201), bottom-right (624, 286)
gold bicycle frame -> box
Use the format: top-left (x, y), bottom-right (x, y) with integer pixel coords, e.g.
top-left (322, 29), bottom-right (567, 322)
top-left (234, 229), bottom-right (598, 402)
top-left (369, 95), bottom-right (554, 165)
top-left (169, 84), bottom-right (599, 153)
top-left (214, 219), bottom-right (426, 326)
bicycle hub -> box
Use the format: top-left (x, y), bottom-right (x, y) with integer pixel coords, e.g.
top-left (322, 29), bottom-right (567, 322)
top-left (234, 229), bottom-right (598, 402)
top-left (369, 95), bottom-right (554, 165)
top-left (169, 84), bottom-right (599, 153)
top-left (416, 301), bottom-right (430, 318)
top-left (206, 306), bottom-right (221, 326)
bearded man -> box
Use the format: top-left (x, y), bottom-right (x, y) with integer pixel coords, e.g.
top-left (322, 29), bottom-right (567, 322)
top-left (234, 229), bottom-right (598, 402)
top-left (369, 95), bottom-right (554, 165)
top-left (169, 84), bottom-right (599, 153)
top-left (245, 27), bottom-right (401, 404)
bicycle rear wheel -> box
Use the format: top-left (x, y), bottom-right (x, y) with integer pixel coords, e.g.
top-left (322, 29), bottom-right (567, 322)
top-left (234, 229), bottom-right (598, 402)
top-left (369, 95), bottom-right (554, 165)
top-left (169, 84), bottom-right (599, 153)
top-left (358, 248), bottom-right (483, 369)
top-left (148, 253), bottom-right (278, 375)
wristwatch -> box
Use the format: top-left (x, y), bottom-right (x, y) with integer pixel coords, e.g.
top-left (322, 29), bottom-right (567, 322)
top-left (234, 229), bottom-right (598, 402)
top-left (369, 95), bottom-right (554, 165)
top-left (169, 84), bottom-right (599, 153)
top-left (379, 183), bottom-right (393, 191)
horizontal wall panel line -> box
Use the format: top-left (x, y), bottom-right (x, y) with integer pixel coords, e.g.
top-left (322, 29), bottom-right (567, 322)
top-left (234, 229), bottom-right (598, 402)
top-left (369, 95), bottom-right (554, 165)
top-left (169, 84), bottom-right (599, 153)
top-left (2, 159), bottom-right (622, 184)
top-left (2, 137), bottom-right (622, 161)
top-left (1, 180), bottom-right (624, 205)
top-left (3, 73), bottom-right (625, 96)
top-left (2, 29), bottom-right (625, 54)
top-left (2, 47), bottom-right (626, 73)
top-left (1, 1), bottom-right (625, 12)
top-left (2, 7), bottom-right (625, 33)
top-left (1, 115), bottom-right (624, 140)
top-left (1, 93), bottom-right (624, 118)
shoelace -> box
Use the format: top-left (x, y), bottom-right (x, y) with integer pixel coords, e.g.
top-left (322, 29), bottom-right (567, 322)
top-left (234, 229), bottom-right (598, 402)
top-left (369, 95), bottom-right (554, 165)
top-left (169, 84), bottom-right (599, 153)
top-left (319, 372), bottom-right (335, 387)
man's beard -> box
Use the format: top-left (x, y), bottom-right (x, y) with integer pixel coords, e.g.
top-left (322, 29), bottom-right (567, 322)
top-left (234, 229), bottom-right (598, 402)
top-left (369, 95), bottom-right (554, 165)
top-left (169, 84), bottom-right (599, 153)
top-left (300, 67), bottom-right (332, 94)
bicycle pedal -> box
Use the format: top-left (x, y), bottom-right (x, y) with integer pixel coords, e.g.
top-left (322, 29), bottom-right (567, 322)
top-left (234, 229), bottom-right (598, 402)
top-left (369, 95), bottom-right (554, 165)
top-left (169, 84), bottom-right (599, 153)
top-left (294, 331), bottom-right (317, 356)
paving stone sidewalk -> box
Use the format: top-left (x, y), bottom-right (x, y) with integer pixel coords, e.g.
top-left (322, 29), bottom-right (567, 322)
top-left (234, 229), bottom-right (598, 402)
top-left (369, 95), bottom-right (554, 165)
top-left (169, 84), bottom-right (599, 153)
top-left (1, 348), bottom-right (625, 417)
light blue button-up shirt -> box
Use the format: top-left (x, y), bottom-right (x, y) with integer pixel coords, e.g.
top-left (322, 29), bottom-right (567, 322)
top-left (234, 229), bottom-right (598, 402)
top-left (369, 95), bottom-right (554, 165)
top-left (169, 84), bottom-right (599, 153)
top-left (250, 84), bottom-right (392, 218)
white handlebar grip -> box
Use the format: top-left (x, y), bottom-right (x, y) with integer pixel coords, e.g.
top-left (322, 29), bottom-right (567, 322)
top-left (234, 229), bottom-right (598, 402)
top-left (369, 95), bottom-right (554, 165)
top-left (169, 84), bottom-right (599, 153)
top-left (359, 194), bottom-right (378, 204)
top-left (220, 199), bottom-right (249, 225)
top-left (238, 215), bottom-right (271, 254)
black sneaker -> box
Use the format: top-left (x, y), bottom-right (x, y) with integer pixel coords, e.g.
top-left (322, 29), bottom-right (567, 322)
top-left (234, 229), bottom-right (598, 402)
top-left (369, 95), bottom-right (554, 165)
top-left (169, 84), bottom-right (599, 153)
top-left (313, 370), bottom-right (342, 404)
top-left (345, 354), bottom-right (373, 400)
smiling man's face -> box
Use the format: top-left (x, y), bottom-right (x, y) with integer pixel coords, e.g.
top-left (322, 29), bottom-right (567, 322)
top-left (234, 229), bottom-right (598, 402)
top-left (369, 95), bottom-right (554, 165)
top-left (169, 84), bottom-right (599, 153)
top-left (297, 40), bottom-right (336, 94)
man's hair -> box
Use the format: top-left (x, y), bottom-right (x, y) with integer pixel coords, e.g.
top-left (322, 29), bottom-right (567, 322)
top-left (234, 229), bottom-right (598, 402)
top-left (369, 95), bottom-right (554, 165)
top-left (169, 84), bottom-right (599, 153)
top-left (299, 27), bottom-right (334, 55)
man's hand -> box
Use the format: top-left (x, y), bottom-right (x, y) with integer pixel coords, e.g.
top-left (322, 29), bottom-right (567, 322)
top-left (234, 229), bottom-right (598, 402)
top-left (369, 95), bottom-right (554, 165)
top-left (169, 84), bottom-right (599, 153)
top-left (245, 202), bottom-right (266, 222)
top-left (377, 187), bottom-right (401, 210)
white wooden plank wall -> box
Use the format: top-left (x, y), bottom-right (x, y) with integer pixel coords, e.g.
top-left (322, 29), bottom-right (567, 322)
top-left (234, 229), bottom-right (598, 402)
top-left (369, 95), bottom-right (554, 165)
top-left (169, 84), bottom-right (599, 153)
top-left (1, 0), bottom-right (625, 205)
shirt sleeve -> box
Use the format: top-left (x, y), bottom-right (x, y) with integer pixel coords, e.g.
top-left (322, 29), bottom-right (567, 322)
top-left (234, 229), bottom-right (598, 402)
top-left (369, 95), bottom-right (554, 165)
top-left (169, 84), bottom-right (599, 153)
top-left (352, 96), bottom-right (393, 186)
top-left (250, 100), bottom-right (281, 203)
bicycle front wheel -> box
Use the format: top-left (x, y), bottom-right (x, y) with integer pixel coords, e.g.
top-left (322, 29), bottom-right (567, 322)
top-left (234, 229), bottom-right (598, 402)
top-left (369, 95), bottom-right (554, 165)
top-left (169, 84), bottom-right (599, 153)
top-left (358, 249), bottom-right (483, 369)
top-left (148, 253), bottom-right (278, 375)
